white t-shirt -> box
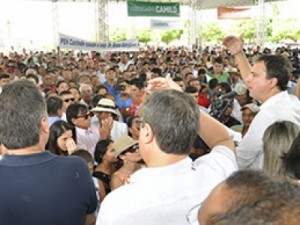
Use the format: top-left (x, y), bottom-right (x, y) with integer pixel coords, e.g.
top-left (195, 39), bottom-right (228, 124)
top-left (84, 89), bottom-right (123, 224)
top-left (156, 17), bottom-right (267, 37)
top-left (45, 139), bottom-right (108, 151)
top-left (237, 91), bottom-right (300, 169)
top-left (96, 146), bottom-right (237, 225)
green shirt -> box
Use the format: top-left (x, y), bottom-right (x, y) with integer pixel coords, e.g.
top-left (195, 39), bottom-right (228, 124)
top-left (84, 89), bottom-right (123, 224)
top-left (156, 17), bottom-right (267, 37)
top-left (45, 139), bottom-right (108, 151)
top-left (207, 71), bottom-right (230, 83)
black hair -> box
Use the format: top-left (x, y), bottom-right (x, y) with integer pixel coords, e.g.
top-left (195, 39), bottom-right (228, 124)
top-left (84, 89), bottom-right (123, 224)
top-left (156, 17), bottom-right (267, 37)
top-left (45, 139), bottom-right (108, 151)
top-left (66, 103), bottom-right (88, 126)
top-left (72, 150), bottom-right (94, 165)
top-left (185, 86), bottom-right (198, 94)
top-left (255, 55), bottom-right (291, 91)
top-left (92, 94), bottom-right (105, 108)
top-left (46, 120), bottom-right (74, 156)
top-left (0, 74), bottom-right (10, 80)
top-left (46, 96), bottom-right (63, 116)
top-left (208, 78), bottom-right (219, 89)
top-left (94, 139), bottom-right (113, 164)
top-left (130, 78), bottom-right (144, 89)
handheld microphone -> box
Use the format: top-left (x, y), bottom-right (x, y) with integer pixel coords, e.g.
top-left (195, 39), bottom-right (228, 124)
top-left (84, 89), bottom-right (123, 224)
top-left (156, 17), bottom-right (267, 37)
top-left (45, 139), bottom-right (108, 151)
top-left (219, 83), bottom-right (248, 100)
top-left (219, 91), bottom-right (236, 100)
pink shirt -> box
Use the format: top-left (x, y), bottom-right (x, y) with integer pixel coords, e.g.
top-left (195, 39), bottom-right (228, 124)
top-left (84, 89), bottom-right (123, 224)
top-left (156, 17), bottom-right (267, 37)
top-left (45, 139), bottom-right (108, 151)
top-left (76, 126), bottom-right (99, 157)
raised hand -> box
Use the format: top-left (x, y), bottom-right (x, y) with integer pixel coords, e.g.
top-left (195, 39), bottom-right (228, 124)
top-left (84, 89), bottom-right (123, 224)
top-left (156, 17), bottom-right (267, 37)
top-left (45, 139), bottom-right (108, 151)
top-left (222, 34), bottom-right (244, 55)
top-left (99, 116), bottom-right (113, 140)
top-left (66, 138), bottom-right (77, 155)
top-left (147, 74), bottom-right (182, 93)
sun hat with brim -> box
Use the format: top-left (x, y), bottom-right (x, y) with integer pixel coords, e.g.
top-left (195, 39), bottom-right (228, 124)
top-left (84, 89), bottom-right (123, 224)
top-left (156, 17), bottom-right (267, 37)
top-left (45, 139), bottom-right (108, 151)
top-left (241, 103), bottom-right (260, 113)
top-left (114, 135), bottom-right (138, 158)
top-left (228, 67), bottom-right (239, 74)
top-left (90, 98), bottom-right (117, 115)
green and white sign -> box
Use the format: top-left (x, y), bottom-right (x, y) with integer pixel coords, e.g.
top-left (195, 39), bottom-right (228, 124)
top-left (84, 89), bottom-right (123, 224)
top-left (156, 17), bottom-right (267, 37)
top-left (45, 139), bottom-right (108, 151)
top-left (127, 1), bottom-right (180, 17)
top-left (150, 19), bottom-right (182, 29)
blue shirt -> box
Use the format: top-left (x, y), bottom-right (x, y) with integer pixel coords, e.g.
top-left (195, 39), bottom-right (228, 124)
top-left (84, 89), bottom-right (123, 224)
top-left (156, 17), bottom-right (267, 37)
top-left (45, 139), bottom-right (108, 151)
top-left (104, 81), bottom-right (118, 97)
top-left (0, 151), bottom-right (97, 225)
top-left (48, 116), bottom-right (61, 127)
top-left (115, 93), bottom-right (132, 108)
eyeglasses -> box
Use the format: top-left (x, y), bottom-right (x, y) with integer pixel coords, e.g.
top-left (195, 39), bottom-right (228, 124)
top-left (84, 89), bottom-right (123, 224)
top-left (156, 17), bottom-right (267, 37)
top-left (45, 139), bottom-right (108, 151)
top-left (122, 144), bottom-right (139, 154)
top-left (76, 114), bottom-right (90, 120)
top-left (64, 98), bottom-right (75, 103)
top-left (99, 64), bottom-right (106, 67)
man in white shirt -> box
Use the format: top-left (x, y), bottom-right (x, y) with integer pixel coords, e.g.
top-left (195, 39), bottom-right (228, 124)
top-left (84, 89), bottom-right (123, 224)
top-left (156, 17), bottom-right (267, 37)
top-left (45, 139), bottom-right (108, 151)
top-left (67, 103), bottom-right (100, 156)
top-left (223, 34), bottom-right (300, 170)
top-left (97, 77), bottom-right (237, 225)
top-left (118, 52), bottom-right (133, 72)
top-left (91, 98), bottom-right (128, 141)
top-left (96, 59), bottom-right (107, 84)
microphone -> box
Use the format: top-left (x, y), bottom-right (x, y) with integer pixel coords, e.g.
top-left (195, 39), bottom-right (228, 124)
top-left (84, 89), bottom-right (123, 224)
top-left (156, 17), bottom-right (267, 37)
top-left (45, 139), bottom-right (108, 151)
top-left (219, 91), bottom-right (236, 100)
top-left (219, 83), bottom-right (248, 100)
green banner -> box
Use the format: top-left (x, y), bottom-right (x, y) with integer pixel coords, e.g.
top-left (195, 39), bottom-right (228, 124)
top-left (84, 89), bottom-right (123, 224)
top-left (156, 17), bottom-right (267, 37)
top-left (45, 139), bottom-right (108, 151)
top-left (127, 1), bottom-right (180, 17)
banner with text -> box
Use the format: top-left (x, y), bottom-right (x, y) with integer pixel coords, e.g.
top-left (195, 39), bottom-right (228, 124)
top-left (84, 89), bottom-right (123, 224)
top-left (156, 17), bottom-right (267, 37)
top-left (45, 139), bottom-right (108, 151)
top-left (59, 34), bottom-right (139, 52)
top-left (127, 1), bottom-right (180, 17)
top-left (217, 7), bottom-right (251, 20)
top-left (150, 19), bottom-right (182, 30)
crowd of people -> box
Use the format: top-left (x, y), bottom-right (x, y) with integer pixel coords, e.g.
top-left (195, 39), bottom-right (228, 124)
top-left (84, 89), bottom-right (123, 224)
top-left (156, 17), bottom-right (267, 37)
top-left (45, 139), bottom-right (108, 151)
top-left (0, 33), bottom-right (300, 225)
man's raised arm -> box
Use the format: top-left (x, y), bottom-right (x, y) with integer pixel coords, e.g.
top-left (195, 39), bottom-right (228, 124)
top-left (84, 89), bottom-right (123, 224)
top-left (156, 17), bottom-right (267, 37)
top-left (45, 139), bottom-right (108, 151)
top-left (223, 34), bottom-right (251, 81)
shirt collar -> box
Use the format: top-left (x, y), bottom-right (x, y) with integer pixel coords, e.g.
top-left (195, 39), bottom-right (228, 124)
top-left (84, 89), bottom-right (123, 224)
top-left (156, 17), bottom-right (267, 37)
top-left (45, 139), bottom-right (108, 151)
top-left (0, 151), bottom-right (57, 167)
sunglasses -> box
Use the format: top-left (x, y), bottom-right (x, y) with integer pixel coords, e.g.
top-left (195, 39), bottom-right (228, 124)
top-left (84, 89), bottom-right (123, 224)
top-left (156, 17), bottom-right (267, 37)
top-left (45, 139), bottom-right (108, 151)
top-left (99, 64), bottom-right (106, 67)
top-left (122, 144), bottom-right (139, 154)
top-left (64, 98), bottom-right (75, 103)
top-left (76, 114), bottom-right (90, 120)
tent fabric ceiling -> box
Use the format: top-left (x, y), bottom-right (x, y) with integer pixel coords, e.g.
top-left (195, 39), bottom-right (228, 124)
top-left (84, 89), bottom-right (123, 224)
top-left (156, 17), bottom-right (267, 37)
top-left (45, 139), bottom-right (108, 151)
top-left (48, 0), bottom-right (283, 9)
top-left (191, 0), bottom-right (282, 9)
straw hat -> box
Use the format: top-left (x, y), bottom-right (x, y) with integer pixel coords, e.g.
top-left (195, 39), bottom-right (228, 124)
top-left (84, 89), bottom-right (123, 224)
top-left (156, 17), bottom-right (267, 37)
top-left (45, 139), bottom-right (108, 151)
top-left (114, 135), bottom-right (138, 158)
top-left (90, 98), bottom-right (117, 115)
top-left (241, 103), bottom-right (260, 113)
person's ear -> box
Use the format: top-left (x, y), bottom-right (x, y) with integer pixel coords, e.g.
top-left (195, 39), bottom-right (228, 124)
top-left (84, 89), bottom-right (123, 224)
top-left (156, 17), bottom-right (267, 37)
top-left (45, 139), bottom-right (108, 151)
top-left (57, 108), bottom-right (63, 117)
top-left (269, 77), bottom-right (278, 89)
top-left (40, 116), bottom-right (49, 135)
top-left (143, 123), bottom-right (154, 144)
top-left (71, 118), bottom-right (77, 126)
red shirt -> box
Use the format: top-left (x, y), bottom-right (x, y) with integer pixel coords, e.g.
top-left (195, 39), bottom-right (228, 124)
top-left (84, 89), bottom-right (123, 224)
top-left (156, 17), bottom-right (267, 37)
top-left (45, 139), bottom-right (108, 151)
top-left (198, 93), bottom-right (210, 108)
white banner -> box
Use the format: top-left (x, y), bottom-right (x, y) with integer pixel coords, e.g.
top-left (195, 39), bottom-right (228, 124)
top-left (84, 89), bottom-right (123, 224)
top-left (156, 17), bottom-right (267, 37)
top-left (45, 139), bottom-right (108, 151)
top-left (59, 33), bottom-right (139, 52)
top-left (150, 20), bottom-right (182, 30)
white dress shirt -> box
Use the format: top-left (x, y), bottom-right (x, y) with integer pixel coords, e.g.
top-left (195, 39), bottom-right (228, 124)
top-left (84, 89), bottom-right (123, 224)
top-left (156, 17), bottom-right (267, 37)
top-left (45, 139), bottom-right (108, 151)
top-left (237, 91), bottom-right (300, 169)
top-left (96, 145), bottom-right (237, 225)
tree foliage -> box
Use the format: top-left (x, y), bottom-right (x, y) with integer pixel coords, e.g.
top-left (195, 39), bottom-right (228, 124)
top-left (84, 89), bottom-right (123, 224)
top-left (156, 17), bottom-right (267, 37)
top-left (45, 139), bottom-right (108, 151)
top-left (109, 28), bottom-right (128, 42)
top-left (136, 29), bottom-right (153, 44)
top-left (161, 30), bottom-right (183, 45)
top-left (269, 18), bottom-right (300, 42)
top-left (199, 22), bottom-right (224, 43)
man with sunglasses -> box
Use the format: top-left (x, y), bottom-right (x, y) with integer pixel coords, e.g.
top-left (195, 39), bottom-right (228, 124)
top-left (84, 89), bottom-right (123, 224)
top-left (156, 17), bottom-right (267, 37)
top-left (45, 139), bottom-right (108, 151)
top-left (67, 103), bottom-right (103, 157)
top-left (97, 76), bottom-right (237, 225)
top-left (59, 90), bottom-right (75, 122)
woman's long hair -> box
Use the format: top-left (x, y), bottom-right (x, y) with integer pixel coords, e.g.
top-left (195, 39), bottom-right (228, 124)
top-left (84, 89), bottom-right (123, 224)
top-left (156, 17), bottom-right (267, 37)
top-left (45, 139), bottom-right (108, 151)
top-left (46, 120), bottom-right (74, 155)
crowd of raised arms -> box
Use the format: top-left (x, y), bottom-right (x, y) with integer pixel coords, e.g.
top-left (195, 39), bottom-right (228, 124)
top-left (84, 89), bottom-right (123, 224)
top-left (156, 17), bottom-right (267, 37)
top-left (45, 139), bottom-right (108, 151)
top-left (0, 34), bottom-right (300, 225)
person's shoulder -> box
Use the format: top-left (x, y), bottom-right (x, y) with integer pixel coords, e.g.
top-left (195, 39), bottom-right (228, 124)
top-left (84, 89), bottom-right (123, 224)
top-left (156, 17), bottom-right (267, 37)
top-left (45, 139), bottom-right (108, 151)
top-left (100, 184), bottom-right (137, 221)
top-left (206, 71), bottom-right (214, 77)
top-left (56, 155), bottom-right (88, 168)
top-left (194, 145), bottom-right (236, 167)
